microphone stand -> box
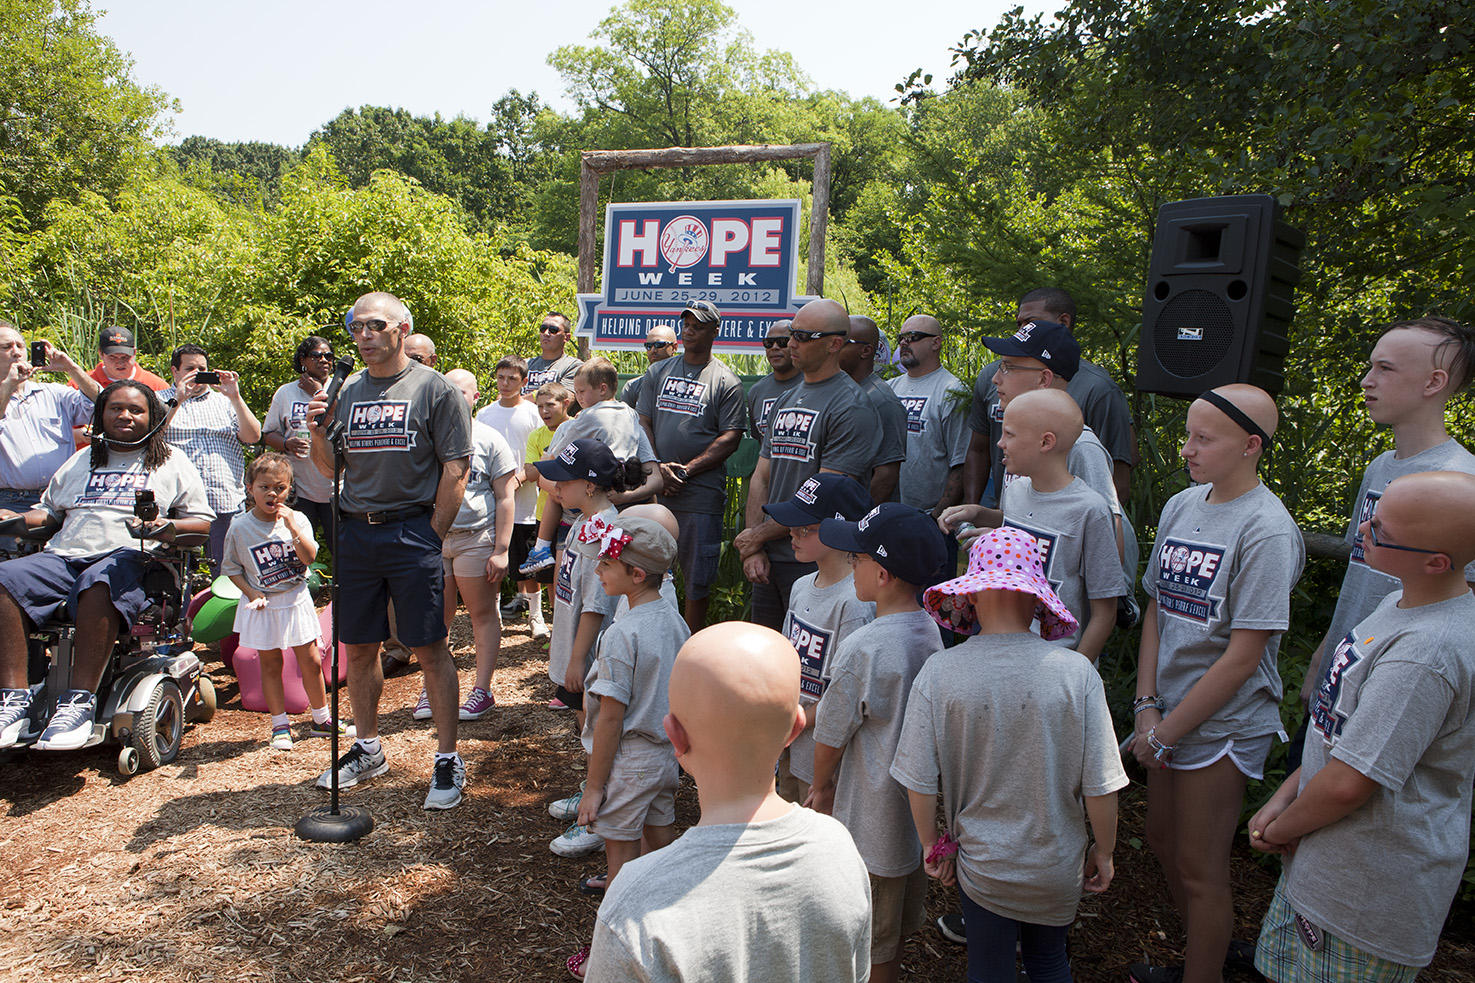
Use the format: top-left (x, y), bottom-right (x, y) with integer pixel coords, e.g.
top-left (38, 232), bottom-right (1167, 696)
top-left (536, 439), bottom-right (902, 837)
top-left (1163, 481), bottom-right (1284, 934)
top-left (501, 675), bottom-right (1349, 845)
top-left (296, 417), bottom-right (373, 842)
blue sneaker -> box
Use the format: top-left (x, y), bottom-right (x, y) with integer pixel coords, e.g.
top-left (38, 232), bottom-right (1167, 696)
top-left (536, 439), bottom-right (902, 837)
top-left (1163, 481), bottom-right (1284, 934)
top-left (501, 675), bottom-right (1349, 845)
top-left (519, 546), bottom-right (554, 576)
top-left (0, 688), bottom-right (33, 748)
top-left (35, 689), bottom-right (96, 751)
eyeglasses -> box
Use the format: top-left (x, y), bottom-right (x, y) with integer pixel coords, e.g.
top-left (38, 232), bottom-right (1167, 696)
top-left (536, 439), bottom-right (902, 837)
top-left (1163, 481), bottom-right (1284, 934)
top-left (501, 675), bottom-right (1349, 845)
top-left (788, 329), bottom-right (847, 343)
top-left (347, 318), bottom-right (400, 336)
top-left (791, 524), bottom-right (819, 539)
top-left (997, 359), bottom-right (1046, 376)
top-left (644, 341), bottom-right (675, 351)
top-left (304, 351), bottom-right (334, 361)
top-left (762, 337), bottom-right (790, 349)
top-left (898, 331), bottom-right (937, 344)
top-left (539, 323), bottom-right (565, 334)
top-left (1366, 520), bottom-right (1443, 555)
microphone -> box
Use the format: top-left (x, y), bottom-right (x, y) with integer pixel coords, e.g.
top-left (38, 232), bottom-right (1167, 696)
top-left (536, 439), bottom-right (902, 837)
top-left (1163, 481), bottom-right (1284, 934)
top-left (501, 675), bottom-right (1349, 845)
top-left (320, 354), bottom-right (355, 440)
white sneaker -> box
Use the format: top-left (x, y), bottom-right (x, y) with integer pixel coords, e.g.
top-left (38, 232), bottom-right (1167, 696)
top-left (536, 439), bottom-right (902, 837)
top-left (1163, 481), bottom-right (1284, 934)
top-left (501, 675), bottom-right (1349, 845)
top-left (423, 755), bottom-right (466, 810)
top-left (35, 690), bottom-right (96, 751)
top-left (0, 688), bottom-right (33, 748)
top-left (550, 822), bottom-right (604, 858)
top-left (412, 689), bottom-right (433, 721)
top-left (530, 621), bottom-right (550, 641)
top-left (548, 782), bottom-right (584, 822)
top-left (316, 742), bottom-right (388, 789)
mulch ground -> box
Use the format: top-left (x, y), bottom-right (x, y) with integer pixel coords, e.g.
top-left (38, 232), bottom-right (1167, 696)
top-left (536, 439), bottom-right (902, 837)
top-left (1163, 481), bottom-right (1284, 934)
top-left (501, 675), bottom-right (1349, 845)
top-left (2, 610), bottom-right (1473, 982)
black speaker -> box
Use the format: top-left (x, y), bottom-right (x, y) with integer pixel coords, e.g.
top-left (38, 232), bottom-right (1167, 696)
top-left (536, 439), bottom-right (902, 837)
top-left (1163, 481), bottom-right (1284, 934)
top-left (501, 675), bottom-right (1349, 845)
top-left (1136, 194), bottom-right (1304, 398)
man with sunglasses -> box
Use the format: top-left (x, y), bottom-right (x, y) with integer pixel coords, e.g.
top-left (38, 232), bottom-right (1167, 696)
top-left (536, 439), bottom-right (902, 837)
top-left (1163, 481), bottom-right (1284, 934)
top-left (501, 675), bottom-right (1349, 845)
top-left (734, 299), bottom-right (881, 631)
top-left (746, 320), bottom-right (800, 443)
top-left (404, 334), bottom-right (438, 369)
top-left (523, 312), bottom-right (583, 396)
top-left (619, 324), bottom-right (678, 409)
top-left (263, 335), bottom-right (338, 544)
top-left (840, 316), bottom-right (907, 504)
top-left (888, 315), bottom-right (968, 519)
top-left (637, 302), bottom-right (746, 632)
top-left (307, 291), bottom-right (474, 811)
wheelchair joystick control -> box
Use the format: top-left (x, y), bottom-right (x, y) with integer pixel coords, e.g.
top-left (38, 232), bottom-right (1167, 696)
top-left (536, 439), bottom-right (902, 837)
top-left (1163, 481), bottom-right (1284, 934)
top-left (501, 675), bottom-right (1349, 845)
top-left (133, 490), bottom-right (158, 524)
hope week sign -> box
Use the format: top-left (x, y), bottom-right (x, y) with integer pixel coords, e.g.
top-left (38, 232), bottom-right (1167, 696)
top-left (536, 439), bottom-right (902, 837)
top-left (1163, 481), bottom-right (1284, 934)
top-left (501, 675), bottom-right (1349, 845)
top-left (575, 199), bottom-right (818, 354)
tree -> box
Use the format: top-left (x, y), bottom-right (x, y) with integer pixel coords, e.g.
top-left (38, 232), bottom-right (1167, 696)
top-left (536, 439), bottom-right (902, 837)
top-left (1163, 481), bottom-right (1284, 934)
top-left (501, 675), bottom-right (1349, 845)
top-left (0, 0), bottom-right (175, 227)
top-left (167, 136), bottom-right (301, 208)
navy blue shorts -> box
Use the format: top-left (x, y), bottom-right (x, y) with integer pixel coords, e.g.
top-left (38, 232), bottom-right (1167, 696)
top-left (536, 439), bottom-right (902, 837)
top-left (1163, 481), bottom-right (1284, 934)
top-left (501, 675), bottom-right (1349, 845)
top-left (0, 548), bottom-right (153, 629)
top-left (335, 513), bottom-right (447, 648)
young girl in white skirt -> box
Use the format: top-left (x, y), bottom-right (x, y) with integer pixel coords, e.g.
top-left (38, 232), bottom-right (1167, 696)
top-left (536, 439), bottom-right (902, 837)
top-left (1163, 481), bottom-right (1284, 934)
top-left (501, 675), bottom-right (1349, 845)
top-left (222, 452), bottom-right (350, 750)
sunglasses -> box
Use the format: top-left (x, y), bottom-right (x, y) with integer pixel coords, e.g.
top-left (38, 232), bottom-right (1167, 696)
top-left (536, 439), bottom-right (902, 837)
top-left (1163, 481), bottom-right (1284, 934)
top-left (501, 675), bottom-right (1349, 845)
top-left (1366, 520), bottom-right (1443, 555)
top-left (898, 331), bottom-right (938, 344)
top-left (644, 340), bottom-right (675, 351)
top-left (303, 351), bottom-right (334, 361)
top-left (788, 329), bottom-right (847, 343)
top-left (762, 337), bottom-right (790, 349)
top-left (407, 353), bottom-right (426, 364)
top-left (347, 318), bottom-right (399, 336)
top-left (539, 323), bottom-right (564, 334)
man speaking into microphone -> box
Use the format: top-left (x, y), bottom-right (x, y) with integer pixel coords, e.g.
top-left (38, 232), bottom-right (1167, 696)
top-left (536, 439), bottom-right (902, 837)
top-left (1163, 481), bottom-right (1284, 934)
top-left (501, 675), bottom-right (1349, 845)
top-left (308, 292), bottom-right (473, 811)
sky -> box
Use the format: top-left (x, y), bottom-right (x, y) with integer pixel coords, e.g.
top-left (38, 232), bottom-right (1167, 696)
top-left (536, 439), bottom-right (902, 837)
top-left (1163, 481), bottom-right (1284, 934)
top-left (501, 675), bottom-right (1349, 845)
top-left (96, 0), bottom-right (1058, 147)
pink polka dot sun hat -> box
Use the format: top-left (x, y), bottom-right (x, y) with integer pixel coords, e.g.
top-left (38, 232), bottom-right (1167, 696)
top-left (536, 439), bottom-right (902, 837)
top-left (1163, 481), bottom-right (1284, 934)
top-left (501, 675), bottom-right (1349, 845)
top-left (923, 526), bottom-right (1079, 641)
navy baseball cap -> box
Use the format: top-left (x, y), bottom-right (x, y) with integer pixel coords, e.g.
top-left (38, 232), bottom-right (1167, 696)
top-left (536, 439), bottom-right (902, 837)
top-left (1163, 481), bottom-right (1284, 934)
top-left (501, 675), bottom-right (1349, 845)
top-left (536, 437), bottom-right (620, 483)
top-left (982, 319), bottom-right (1080, 381)
top-left (763, 472), bottom-right (872, 527)
top-left (820, 503), bottom-right (950, 587)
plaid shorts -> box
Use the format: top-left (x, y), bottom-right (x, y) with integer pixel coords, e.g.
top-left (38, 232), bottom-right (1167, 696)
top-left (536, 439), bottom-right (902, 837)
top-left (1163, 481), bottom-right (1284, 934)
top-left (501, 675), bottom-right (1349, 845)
top-left (1256, 875), bottom-right (1420, 983)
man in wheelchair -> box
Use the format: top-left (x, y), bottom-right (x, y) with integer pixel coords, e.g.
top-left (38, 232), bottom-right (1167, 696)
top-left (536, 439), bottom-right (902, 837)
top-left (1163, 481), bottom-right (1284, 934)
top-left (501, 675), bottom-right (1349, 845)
top-left (0, 380), bottom-right (212, 750)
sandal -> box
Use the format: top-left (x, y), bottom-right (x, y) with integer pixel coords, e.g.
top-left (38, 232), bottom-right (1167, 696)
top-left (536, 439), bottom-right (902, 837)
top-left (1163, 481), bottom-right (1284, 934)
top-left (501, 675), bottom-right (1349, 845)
top-left (567, 945), bottom-right (590, 979)
top-left (577, 873), bottom-right (608, 896)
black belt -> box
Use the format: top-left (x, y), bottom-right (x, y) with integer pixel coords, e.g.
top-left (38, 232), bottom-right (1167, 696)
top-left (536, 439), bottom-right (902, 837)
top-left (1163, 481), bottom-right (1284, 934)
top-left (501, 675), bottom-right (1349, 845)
top-left (345, 504), bottom-right (434, 525)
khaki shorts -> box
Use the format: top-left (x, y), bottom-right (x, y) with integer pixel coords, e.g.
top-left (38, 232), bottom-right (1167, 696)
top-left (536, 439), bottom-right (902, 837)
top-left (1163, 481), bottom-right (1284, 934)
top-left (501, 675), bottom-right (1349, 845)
top-left (441, 526), bottom-right (497, 580)
top-left (870, 866), bottom-right (928, 963)
top-left (591, 739), bottom-right (679, 841)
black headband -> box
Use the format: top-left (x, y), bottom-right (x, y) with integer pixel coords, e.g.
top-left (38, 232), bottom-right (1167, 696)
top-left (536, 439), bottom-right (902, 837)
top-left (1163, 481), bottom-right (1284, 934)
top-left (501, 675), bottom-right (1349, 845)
top-left (1198, 390), bottom-right (1271, 449)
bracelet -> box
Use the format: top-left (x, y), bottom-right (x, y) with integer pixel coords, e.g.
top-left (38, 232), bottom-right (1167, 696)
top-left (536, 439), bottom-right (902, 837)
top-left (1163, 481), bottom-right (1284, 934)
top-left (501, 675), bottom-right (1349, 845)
top-left (1132, 695), bottom-right (1165, 715)
top-left (1146, 727), bottom-right (1175, 767)
top-left (925, 831), bottom-right (958, 865)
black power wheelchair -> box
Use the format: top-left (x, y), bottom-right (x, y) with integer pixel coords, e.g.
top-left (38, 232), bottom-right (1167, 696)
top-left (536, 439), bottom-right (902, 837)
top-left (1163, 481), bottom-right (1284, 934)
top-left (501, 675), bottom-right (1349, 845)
top-left (0, 504), bottom-right (216, 775)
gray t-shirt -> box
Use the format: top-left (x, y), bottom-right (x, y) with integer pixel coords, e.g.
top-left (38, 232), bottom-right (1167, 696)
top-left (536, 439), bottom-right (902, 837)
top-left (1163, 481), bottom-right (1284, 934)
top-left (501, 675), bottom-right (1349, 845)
top-left (762, 372), bottom-right (881, 564)
top-left (522, 353), bottom-right (582, 395)
top-left (220, 508), bottom-right (311, 595)
top-left (618, 374), bottom-right (643, 409)
top-left (474, 399), bottom-right (543, 524)
top-left (263, 380), bottom-right (333, 504)
top-left (1143, 482), bottom-right (1304, 744)
top-left (39, 447), bottom-right (214, 558)
top-left (638, 355), bottom-right (747, 515)
top-left (784, 572), bottom-right (875, 783)
top-left (889, 367), bottom-right (969, 510)
top-left (587, 598), bottom-right (691, 746)
top-left (1320, 439), bottom-right (1475, 661)
top-left (549, 399), bottom-right (658, 463)
top-left (448, 422), bottom-right (516, 533)
top-left (890, 632), bottom-right (1128, 925)
top-left (1000, 477), bottom-right (1125, 650)
top-left (970, 360), bottom-right (1133, 503)
top-left (858, 373), bottom-right (908, 476)
top-left (1290, 591), bottom-right (1475, 967)
top-left (330, 362), bottom-right (473, 515)
top-left (814, 608), bottom-right (942, 877)
top-left (585, 806), bottom-right (872, 983)
top-left (549, 507), bottom-right (619, 687)
top-left (746, 372), bottom-right (802, 441)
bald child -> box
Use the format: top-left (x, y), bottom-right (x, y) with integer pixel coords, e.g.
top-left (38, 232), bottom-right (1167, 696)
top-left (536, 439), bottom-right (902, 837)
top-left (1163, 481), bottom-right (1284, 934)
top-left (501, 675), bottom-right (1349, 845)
top-left (584, 623), bottom-right (872, 983)
top-left (1250, 471), bottom-right (1475, 980)
top-left (996, 390), bottom-right (1125, 661)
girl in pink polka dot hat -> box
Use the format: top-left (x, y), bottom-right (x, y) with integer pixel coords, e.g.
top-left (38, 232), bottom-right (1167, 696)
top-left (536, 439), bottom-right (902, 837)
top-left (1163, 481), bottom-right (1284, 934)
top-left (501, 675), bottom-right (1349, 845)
top-left (922, 526), bottom-right (1079, 640)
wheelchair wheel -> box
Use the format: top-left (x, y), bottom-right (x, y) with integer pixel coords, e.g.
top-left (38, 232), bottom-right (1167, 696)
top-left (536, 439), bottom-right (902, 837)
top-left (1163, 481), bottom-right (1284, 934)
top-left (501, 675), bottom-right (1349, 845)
top-left (186, 674), bottom-right (217, 724)
top-left (133, 680), bottom-right (185, 770)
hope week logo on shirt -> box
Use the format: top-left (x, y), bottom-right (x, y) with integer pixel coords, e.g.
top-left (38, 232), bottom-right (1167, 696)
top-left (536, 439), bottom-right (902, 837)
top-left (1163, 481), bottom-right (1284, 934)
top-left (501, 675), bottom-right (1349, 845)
top-left (754, 397), bottom-right (778, 437)
top-left (1348, 489), bottom-right (1381, 566)
top-left (77, 471), bottom-right (150, 507)
top-left (555, 548), bottom-right (577, 604)
top-left (898, 395), bottom-right (929, 434)
top-left (654, 376), bottom-right (708, 416)
top-left (1011, 520), bottom-right (1062, 593)
top-left (345, 400), bottom-right (418, 452)
top-left (786, 614), bottom-right (835, 699)
top-left (769, 407), bottom-right (820, 463)
top-left (249, 538), bottom-right (305, 588)
top-left (1155, 537), bottom-right (1227, 624)
top-left (1311, 630), bottom-right (1364, 744)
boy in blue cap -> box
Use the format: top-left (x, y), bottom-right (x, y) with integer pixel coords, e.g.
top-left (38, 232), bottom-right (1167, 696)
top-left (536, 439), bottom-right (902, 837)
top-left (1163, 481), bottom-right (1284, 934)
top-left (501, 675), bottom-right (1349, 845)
top-left (809, 503), bottom-right (950, 983)
top-left (762, 472), bottom-right (875, 802)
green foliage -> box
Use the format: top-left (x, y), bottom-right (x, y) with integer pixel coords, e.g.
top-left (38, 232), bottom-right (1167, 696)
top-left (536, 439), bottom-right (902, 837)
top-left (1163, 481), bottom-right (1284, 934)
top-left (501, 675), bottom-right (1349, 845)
top-left (0, 0), bottom-right (175, 228)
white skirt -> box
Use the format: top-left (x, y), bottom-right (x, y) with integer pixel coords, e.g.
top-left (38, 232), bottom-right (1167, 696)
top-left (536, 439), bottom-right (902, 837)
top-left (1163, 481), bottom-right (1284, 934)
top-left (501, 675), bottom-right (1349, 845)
top-left (233, 582), bottom-right (322, 652)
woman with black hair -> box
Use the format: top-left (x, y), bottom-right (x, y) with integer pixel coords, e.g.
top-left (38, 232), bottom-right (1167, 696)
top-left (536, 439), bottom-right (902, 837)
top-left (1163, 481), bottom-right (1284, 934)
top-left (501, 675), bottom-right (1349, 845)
top-left (262, 335), bottom-right (337, 544)
top-left (0, 380), bottom-right (213, 751)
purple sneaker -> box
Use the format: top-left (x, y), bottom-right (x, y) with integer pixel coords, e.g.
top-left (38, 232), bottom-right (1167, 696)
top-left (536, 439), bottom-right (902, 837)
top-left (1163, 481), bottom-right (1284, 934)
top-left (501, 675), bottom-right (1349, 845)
top-left (458, 687), bottom-right (496, 721)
